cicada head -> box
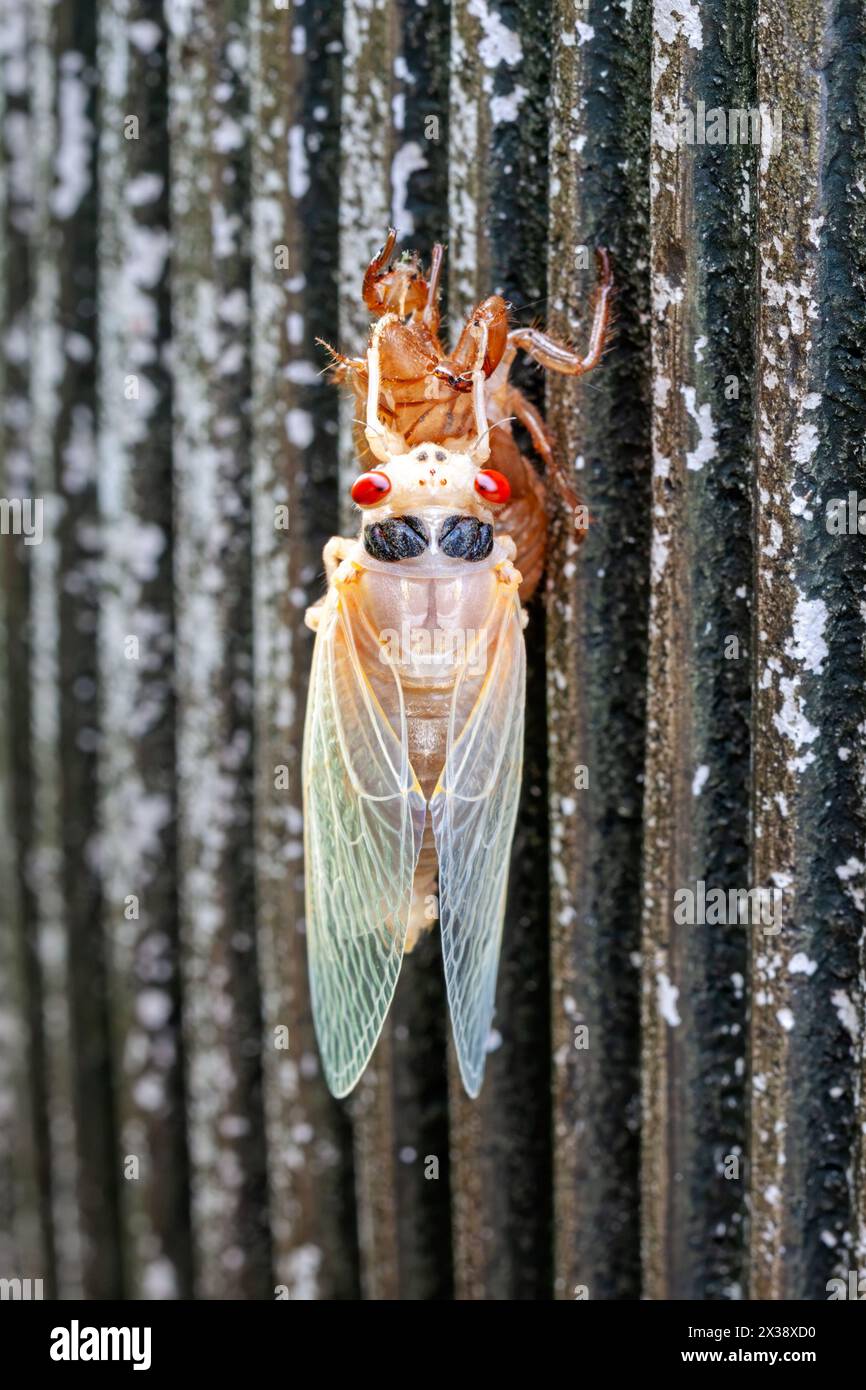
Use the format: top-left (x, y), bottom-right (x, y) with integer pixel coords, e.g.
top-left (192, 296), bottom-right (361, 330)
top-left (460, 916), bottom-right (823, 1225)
top-left (351, 445), bottom-right (510, 524)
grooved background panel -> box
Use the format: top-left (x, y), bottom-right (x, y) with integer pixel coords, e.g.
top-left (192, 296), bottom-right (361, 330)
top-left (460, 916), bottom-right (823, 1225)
top-left (0, 0), bottom-right (864, 1301)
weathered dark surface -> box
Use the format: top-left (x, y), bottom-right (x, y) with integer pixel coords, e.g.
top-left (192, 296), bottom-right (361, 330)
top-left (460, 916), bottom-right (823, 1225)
top-left (642, 0), bottom-right (754, 1301)
top-left (1, 0), bottom-right (865, 1303)
top-left (0, 0), bottom-right (49, 1294)
top-left (28, 0), bottom-right (121, 1299)
top-left (446, 0), bottom-right (554, 1302)
top-left (546, 0), bottom-right (651, 1303)
top-left (98, 0), bottom-right (191, 1301)
top-left (749, 0), bottom-right (866, 1301)
top-left (168, 0), bottom-right (271, 1298)
top-left (249, 0), bottom-right (358, 1303)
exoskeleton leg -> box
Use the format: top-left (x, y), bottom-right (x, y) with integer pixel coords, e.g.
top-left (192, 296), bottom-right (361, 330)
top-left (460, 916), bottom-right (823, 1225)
top-left (469, 357), bottom-right (492, 464)
top-left (507, 385), bottom-right (587, 526)
top-left (364, 317), bottom-right (412, 463)
top-left (421, 243), bottom-right (445, 334)
top-left (322, 535), bottom-right (358, 583)
top-left (315, 339), bottom-right (366, 377)
top-left (362, 228), bottom-right (399, 315)
top-left (506, 248), bottom-right (614, 378)
top-left (445, 294), bottom-right (510, 382)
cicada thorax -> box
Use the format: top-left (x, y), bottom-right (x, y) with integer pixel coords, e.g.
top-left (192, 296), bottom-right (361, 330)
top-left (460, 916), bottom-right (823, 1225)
top-left (350, 522), bottom-right (505, 713)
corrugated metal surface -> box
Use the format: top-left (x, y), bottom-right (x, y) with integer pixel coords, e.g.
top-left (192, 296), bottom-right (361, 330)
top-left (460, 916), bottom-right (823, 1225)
top-left (0, 0), bottom-right (864, 1301)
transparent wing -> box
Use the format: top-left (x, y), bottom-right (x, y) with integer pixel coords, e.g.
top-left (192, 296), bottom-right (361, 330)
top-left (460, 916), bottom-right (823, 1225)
top-left (431, 585), bottom-right (525, 1098)
top-left (303, 582), bottom-right (426, 1098)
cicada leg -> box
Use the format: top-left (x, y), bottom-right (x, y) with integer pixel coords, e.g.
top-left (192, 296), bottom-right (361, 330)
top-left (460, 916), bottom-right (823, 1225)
top-left (324, 536), bottom-right (361, 584)
top-left (305, 536), bottom-right (359, 631)
top-left (507, 384), bottom-right (588, 531)
top-left (505, 248), bottom-right (614, 377)
top-left (362, 227), bottom-right (399, 314)
top-left (315, 338), bottom-right (366, 381)
top-left (446, 294), bottom-right (511, 380)
top-left (364, 317), bottom-right (413, 463)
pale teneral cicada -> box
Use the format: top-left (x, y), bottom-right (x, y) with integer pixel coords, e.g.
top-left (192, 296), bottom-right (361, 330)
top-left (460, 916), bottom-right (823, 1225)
top-left (304, 232), bottom-right (613, 1097)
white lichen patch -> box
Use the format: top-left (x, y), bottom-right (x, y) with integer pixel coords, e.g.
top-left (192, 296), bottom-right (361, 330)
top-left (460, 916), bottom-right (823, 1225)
top-left (657, 970), bottom-right (681, 1027)
top-left (655, 0), bottom-right (704, 51)
top-left (691, 764), bottom-right (709, 796)
top-left (390, 140), bottom-right (427, 235)
top-left (788, 952), bottom-right (817, 977)
top-left (787, 596), bottom-right (828, 675)
top-left (681, 384), bottom-right (717, 472)
top-left (831, 989), bottom-right (859, 1044)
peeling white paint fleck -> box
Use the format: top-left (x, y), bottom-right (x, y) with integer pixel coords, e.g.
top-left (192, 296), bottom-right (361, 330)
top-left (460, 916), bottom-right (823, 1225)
top-left (390, 140), bottom-right (427, 235)
top-left (53, 53), bottom-right (93, 220)
top-left (682, 384), bottom-right (717, 472)
top-left (788, 952), bottom-right (817, 977)
top-left (691, 764), bottom-right (709, 797)
top-left (792, 420), bottom-right (818, 464)
top-left (774, 676), bottom-right (819, 771)
top-left (657, 972), bottom-right (681, 1027)
top-left (490, 84), bottom-right (528, 124)
top-left (654, 0), bottom-right (703, 51)
top-left (651, 530), bottom-right (670, 585)
top-left (469, 0), bottom-right (523, 70)
top-left (288, 125), bottom-right (309, 200)
top-left (787, 595), bottom-right (828, 675)
top-left (831, 989), bottom-right (859, 1043)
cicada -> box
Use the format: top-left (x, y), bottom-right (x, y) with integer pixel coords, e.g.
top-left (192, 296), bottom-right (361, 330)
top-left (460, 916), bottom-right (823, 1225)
top-left (304, 232), bottom-right (613, 1097)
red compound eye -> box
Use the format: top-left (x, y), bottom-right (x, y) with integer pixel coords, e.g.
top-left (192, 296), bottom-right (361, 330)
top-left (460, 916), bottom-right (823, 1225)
top-left (474, 469), bottom-right (511, 505)
top-left (351, 471), bottom-right (391, 507)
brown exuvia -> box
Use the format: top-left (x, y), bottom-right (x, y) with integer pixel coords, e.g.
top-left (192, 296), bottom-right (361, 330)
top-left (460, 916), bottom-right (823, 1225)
top-left (319, 228), bottom-right (615, 599)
